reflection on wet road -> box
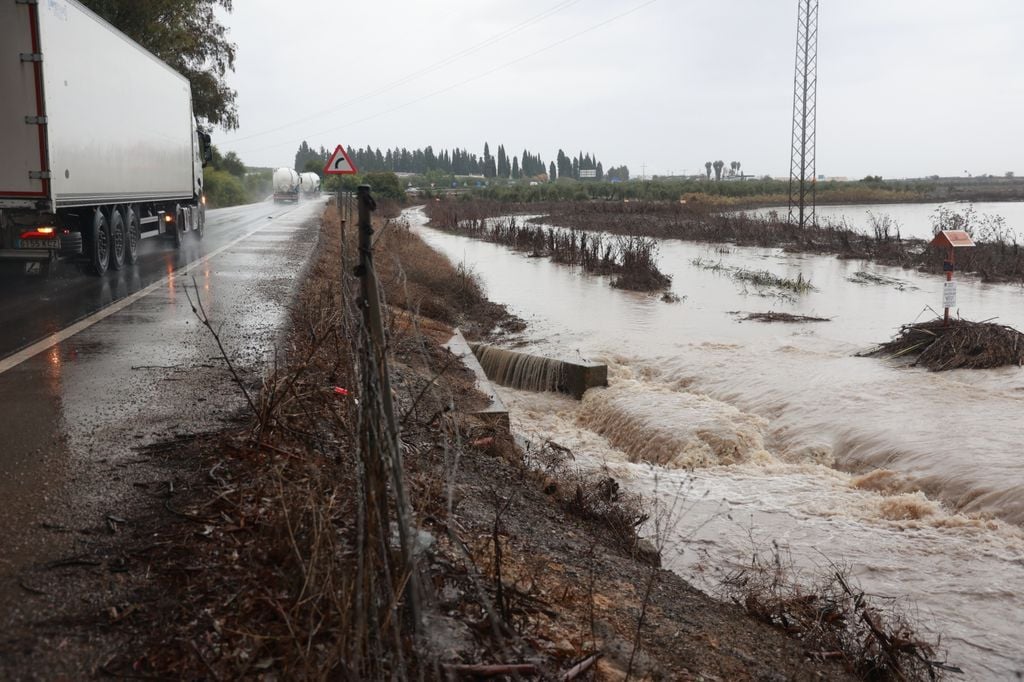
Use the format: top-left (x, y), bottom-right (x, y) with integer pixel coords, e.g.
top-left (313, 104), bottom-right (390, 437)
top-left (0, 200), bottom-right (314, 362)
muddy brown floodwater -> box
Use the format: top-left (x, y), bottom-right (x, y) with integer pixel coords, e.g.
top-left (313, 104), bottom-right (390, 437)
top-left (411, 206), bottom-right (1024, 680)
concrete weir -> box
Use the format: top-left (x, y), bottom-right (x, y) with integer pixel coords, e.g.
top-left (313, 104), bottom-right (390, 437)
top-left (444, 330), bottom-right (510, 431)
top-left (469, 343), bottom-right (608, 399)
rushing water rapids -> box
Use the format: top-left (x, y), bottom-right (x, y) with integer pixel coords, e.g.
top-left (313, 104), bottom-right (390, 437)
top-left (408, 207), bottom-right (1024, 679)
top-left (472, 344), bottom-right (566, 393)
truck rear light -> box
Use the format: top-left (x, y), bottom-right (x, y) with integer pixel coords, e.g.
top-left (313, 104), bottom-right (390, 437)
top-left (20, 226), bottom-right (56, 239)
top-left (164, 214), bottom-right (174, 223)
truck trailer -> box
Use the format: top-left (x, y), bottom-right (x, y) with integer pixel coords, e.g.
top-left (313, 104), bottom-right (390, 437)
top-left (0, 0), bottom-right (211, 275)
top-left (273, 168), bottom-right (301, 203)
top-left (299, 172), bottom-right (321, 197)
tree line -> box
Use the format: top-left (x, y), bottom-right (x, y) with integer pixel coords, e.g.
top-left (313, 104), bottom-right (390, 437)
top-left (201, 146), bottom-right (271, 207)
top-left (294, 141), bottom-right (629, 182)
top-left (704, 160), bottom-right (744, 181)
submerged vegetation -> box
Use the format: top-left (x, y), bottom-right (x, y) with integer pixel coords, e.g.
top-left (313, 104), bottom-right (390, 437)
top-left (731, 267), bottom-right (814, 293)
top-left (864, 318), bottom-right (1024, 370)
top-left (423, 206), bottom-right (672, 292)
top-left (426, 197), bottom-right (1024, 285)
top-left (847, 270), bottom-right (916, 291)
top-left (690, 256), bottom-right (815, 299)
top-left (738, 311), bottom-right (830, 323)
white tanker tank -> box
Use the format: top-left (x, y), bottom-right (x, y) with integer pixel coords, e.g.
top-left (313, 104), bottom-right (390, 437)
top-left (272, 168), bottom-right (300, 203)
top-left (299, 172), bottom-right (321, 196)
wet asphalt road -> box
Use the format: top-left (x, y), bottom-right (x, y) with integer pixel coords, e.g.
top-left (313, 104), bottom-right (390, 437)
top-left (0, 197), bottom-right (326, 626)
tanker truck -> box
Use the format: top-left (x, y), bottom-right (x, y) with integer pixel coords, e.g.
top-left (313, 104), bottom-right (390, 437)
top-left (273, 168), bottom-right (301, 203)
top-left (0, 0), bottom-right (212, 276)
top-left (299, 172), bottom-right (321, 197)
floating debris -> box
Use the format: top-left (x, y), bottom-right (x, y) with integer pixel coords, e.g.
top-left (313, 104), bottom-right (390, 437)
top-left (739, 312), bottom-right (830, 323)
top-left (847, 270), bottom-right (916, 291)
top-left (691, 257), bottom-right (815, 296)
top-left (864, 318), bottom-right (1024, 370)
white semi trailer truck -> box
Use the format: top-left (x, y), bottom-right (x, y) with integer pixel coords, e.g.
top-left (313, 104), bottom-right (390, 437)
top-left (0, 0), bottom-right (212, 275)
top-left (299, 172), bottom-right (321, 197)
top-left (272, 168), bottom-right (300, 203)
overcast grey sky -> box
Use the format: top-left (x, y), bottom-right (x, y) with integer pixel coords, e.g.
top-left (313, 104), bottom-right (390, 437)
top-left (215, 0), bottom-right (1022, 179)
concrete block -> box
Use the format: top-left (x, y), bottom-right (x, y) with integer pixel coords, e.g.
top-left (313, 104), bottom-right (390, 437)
top-left (444, 330), bottom-right (510, 432)
top-left (469, 343), bottom-right (607, 400)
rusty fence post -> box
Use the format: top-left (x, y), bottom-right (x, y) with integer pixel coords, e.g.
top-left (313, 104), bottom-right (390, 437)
top-left (355, 184), bottom-right (422, 633)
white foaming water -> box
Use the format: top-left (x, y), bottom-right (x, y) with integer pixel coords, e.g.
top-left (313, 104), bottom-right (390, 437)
top-left (473, 344), bottom-right (564, 393)
top-left (409, 208), bottom-right (1024, 678)
top-left (576, 368), bottom-right (774, 468)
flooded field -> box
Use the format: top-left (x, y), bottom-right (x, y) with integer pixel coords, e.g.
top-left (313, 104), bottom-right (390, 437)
top-left (409, 207), bottom-right (1024, 679)
top-left (741, 201), bottom-right (1024, 240)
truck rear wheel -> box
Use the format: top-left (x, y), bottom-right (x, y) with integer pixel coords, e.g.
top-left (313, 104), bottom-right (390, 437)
top-left (109, 206), bottom-right (126, 270)
top-left (195, 203), bottom-right (205, 240)
top-left (172, 205), bottom-right (184, 248)
top-left (87, 208), bottom-right (110, 275)
top-left (124, 206), bottom-right (140, 264)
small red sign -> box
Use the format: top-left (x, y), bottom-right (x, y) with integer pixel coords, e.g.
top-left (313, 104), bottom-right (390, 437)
top-left (930, 230), bottom-right (975, 249)
top-left (323, 145), bottom-right (358, 175)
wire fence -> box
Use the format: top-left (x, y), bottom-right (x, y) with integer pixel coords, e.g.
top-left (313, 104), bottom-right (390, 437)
top-left (338, 185), bottom-right (423, 671)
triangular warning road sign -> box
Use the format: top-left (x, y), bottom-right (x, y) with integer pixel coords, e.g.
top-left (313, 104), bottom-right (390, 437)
top-left (323, 145), bottom-right (358, 175)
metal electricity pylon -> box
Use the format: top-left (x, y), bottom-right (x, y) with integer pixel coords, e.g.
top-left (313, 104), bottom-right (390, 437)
top-left (788, 0), bottom-right (819, 229)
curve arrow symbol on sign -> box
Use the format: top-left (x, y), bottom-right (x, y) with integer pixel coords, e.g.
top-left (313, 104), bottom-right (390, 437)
top-left (323, 145), bottom-right (358, 175)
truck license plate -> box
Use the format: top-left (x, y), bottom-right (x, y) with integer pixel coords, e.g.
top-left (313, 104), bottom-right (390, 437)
top-left (16, 239), bottom-right (59, 249)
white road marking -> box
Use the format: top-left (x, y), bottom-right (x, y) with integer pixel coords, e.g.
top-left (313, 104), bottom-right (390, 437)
top-left (0, 208), bottom-right (300, 376)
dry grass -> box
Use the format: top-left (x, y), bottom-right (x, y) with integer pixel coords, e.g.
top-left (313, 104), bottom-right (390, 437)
top-left (865, 317), bottom-right (1024, 370)
top-left (523, 439), bottom-right (653, 563)
top-left (368, 210), bottom-right (524, 339)
top-left (720, 549), bottom-right (956, 680)
top-left (143, 204), bottom-right (402, 678)
top-left (137, 203), bottom-right (522, 679)
top-left (136, 204), bottom-right (665, 679)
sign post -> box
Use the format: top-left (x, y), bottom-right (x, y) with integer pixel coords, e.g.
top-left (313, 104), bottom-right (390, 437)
top-left (929, 230), bottom-right (975, 326)
top-left (324, 145), bottom-right (359, 277)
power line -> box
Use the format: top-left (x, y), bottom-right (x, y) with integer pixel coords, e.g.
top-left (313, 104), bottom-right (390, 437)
top-left (225, 0), bottom-right (583, 145)
top-left (228, 0), bottom-right (660, 157)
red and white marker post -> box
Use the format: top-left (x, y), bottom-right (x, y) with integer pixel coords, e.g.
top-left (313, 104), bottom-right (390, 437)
top-left (929, 230), bottom-right (975, 326)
